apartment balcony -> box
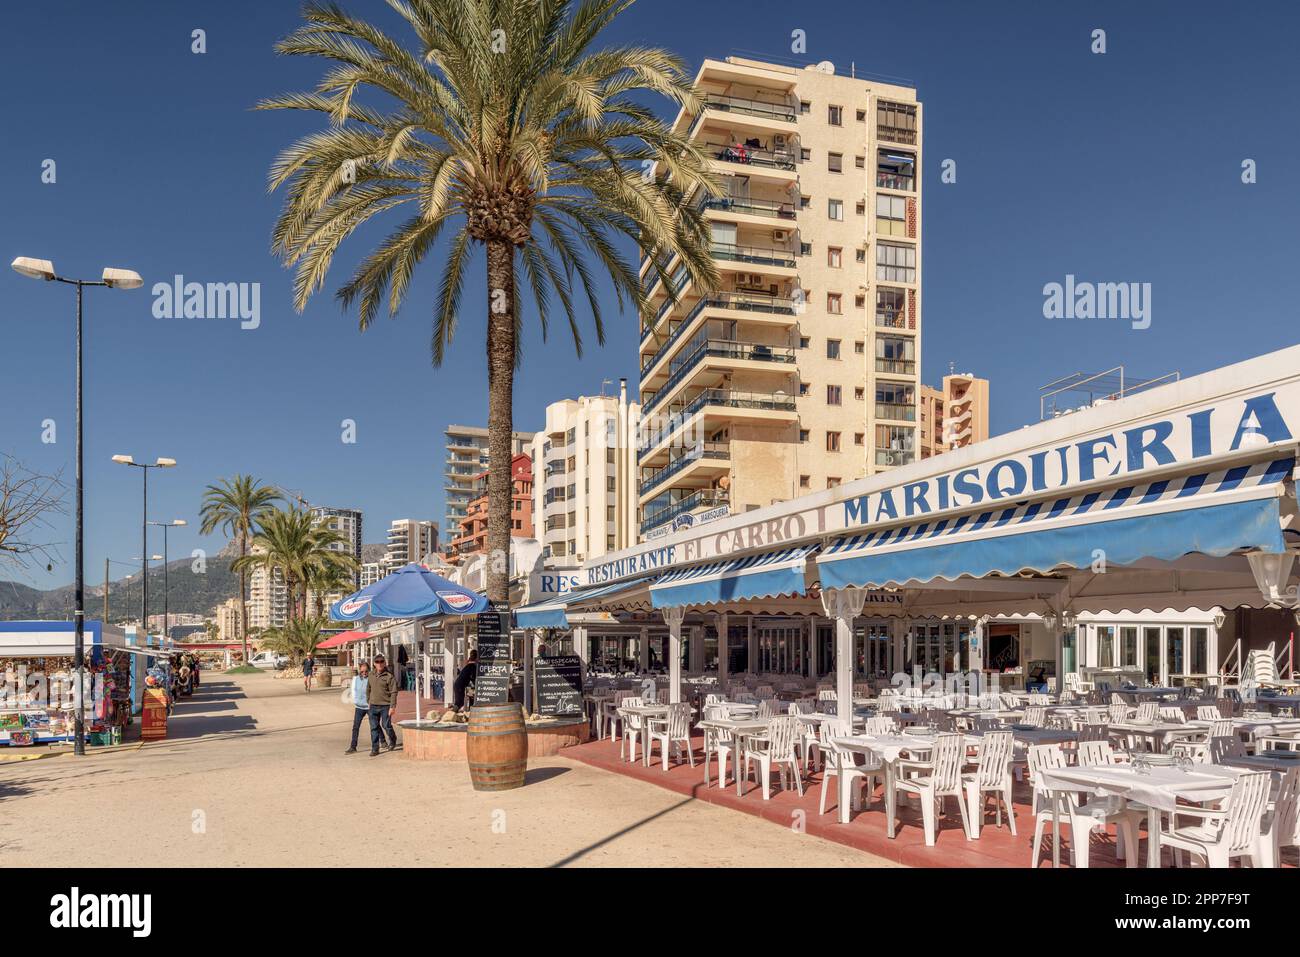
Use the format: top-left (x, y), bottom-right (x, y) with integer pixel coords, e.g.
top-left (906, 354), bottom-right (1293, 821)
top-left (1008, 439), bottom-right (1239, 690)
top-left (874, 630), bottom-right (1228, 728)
top-left (701, 138), bottom-right (798, 185)
top-left (638, 441), bottom-right (730, 498)
top-left (875, 309), bottom-right (913, 331)
top-left (875, 448), bottom-right (916, 468)
top-left (685, 93), bottom-right (797, 143)
top-left (875, 358), bottom-right (917, 376)
top-left (875, 402), bottom-right (917, 422)
top-left (641, 339), bottom-right (796, 415)
top-left (640, 488), bottom-right (730, 536)
top-left (699, 194), bottom-right (797, 225)
top-left (640, 291), bottom-right (799, 377)
top-left (638, 389), bottom-right (797, 462)
top-left (876, 171), bottom-right (915, 192)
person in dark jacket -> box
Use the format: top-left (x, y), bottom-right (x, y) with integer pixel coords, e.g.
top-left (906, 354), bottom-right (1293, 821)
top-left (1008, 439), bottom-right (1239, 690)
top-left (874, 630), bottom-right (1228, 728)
top-left (367, 654), bottom-right (399, 755)
top-left (452, 649), bottom-right (478, 712)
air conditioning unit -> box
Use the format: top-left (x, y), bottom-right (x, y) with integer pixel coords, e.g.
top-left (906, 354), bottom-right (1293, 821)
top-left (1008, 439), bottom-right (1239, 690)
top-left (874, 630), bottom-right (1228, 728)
top-left (771, 229), bottom-right (789, 243)
top-left (774, 134), bottom-right (787, 148)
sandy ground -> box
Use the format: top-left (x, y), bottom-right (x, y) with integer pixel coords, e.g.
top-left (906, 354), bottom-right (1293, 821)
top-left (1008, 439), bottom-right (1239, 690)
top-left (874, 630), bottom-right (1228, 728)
top-left (0, 671), bottom-right (891, 868)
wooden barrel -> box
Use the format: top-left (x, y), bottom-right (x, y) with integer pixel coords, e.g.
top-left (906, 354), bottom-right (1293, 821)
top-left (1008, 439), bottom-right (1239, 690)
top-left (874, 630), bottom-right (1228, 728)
top-left (314, 664), bottom-right (333, 688)
top-left (466, 703), bottom-right (528, 791)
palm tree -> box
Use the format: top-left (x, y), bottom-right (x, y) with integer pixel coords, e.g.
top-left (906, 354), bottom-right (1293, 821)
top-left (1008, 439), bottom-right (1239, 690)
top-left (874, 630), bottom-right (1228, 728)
top-left (199, 475), bottom-right (281, 665)
top-left (232, 507), bottom-right (358, 623)
top-left (305, 557), bottom-right (361, 619)
top-left (261, 615), bottom-right (330, 664)
top-left (261, 0), bottom-right (719, 602)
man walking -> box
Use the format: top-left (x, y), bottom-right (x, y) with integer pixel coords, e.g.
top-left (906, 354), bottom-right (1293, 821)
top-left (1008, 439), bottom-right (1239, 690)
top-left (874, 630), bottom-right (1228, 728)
top-left (301, 653), bottom-right (315, 693)
top-left (367, 653), bottom-right (399, 755)
top-left (345, 660), bottom-right (371, 755)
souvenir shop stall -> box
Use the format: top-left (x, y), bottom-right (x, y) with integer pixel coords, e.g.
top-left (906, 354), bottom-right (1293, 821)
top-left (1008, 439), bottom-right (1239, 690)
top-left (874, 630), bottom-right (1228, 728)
top-left (0, 621), bottom-right (137, 748)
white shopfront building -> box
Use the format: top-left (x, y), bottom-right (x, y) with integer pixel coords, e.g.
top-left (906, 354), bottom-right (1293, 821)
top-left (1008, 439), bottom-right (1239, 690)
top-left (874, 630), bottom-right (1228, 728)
top-left (515, 345), bottom-right (1300, 703)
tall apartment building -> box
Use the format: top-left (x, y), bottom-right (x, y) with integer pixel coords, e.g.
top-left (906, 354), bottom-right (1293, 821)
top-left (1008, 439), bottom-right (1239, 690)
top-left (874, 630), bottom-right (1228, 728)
top-left (359, 561), bottom-right (384, 588)
top-left (451, 454), bottom-right (534, 557)
top-left (247, 548), bottom-right (289, 632)
top-left (215, 596), bottom-right (243, 644)
top-left (529, 384), bottom-right (639, 565)
top-left (385, 518), bottom-right (438, 571)
top-left (919, 372), bottom-right (990, 458)
top-left (636, 56), bottom-right (923, 538)
top-left (305, 506), bottom-right (364, 613)
top-left (444, 425), bottom-right (535, 547)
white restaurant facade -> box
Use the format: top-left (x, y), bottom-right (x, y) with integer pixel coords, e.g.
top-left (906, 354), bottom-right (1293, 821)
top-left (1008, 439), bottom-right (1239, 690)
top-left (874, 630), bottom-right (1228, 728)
top-left (514, 344), bottom-right (1300, 702)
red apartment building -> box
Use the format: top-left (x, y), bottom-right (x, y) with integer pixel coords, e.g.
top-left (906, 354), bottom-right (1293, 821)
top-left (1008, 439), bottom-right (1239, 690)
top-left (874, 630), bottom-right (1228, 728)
top-left (451, 453), bottom-right (535, 556)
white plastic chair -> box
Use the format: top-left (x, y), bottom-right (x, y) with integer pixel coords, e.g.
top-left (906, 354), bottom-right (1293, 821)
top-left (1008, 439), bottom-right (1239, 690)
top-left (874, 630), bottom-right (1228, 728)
top-left (617, 696), bottom-right (645, 762)
top-left (646, 702), bottom-right (695, 771)
top-left (1209, 734), bottom-right (1246, 763)
top-left (1076, 739), bottom-right (1126, 765)
top-left (1196, 705), bottom-right (1221, 721)
top-left (1135, 701), bottom-right (1159, 724)
top-left (818, 719), bottom-right (882, 817)
top-left (1023, 706), bottom-right (1047, 728)
top-left (1028, 743), bottom-right (1140, 868)
top-left (701, 705), bottom-right (736, 788)
top-left (1260, 766), bottom-right (1299, 868)
top-left (891, 733), bottom-right (972, 846)
top-left (863, 715), bottom-right (898, 735)
top-left (741, 715), bottom-right (804, 800)
top-left (963, 730), bottom-right (1016, 838)
top-left (1156, 771), bottom-right (1271, 868)
top-left (1159, 705), bottom-right (1186, 724)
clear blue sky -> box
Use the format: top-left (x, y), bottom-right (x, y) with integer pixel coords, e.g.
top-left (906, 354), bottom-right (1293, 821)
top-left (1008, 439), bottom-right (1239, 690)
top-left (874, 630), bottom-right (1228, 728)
top-left (2, 0), bottom-right (1298, 589)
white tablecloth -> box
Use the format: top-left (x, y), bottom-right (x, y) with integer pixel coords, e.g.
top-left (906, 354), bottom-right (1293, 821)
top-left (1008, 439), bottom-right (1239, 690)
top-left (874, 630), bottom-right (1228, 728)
top-left (1038, 763), bottom-right (1244, 812)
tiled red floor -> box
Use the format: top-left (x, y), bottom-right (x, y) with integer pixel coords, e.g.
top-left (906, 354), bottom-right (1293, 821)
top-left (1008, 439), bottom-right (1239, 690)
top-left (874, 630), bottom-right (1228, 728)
top-left (562, 733), bottom-right (1297, 868)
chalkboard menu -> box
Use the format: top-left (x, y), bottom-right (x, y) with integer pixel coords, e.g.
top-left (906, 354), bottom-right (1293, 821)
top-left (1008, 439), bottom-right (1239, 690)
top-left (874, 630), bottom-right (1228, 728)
top-left (473, 610), bottom-right (512, 706)
top-left (533, 655), bottom-right (583, 716)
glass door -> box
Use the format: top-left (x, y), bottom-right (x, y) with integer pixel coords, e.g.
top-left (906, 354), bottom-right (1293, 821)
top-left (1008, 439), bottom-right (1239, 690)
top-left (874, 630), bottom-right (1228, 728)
top-left (1166, 627), bottom-right (1185, 685)
top-left (1144, 627), bottom-right (1162, 684)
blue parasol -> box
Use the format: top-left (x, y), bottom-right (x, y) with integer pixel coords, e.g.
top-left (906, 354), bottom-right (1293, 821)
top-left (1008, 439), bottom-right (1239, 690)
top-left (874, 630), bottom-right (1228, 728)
top-left (330, 563), bottom-right (489, 621)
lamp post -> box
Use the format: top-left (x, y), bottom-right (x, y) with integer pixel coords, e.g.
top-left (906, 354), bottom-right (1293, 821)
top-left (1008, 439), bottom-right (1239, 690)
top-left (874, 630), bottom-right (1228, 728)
top-left (112, 456), bottom-right (177, 647)
top-left (132, 554), bottom-right (164, 646)
top-left (12, 257), bottom-right (142, 756)
top-left (148, 520), bottom-right (186, 640)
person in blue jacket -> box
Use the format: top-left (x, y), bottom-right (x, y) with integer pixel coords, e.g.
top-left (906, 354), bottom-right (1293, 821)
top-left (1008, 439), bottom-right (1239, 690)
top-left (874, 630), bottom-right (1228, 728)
top-left (344, 660), bottom-right (371, 754)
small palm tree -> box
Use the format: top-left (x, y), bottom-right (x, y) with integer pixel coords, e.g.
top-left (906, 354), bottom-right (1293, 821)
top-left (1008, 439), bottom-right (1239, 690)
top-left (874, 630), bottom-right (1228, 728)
top-left (232, 507), bottom-right (358, 623)
top-left (305, 557), bottom-right (360, 619)
top-left (199, 475), bottom-right (281, 665)
top-left (261, 0), bottom-right (719, 602)
top-left (261, 615), bottom-right (330, 664)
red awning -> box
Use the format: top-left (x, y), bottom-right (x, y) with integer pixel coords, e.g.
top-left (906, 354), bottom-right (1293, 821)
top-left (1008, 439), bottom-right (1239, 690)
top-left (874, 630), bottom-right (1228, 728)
top-left (316, 630), bottom-right (370, 650)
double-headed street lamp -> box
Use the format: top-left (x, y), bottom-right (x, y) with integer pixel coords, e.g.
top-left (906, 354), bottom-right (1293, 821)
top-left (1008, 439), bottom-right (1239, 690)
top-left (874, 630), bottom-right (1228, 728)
top-left (148, 520), bottom-right (186, 639)
top-left (12, 257), bottom-right (142, 756)
top-left (111, 456), bottom-right (177, 644)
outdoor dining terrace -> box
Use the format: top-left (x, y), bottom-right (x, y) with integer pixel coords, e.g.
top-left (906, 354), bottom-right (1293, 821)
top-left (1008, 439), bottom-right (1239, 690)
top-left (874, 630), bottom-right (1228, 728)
top-left (566, 676), bottom-right (1300, 868)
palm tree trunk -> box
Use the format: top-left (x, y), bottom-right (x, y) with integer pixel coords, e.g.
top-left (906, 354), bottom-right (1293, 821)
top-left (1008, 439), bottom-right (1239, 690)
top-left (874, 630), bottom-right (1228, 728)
top-left (485, 239), bottom-right (517, 605)
top-left (239, 532), bottom-right (250, 666)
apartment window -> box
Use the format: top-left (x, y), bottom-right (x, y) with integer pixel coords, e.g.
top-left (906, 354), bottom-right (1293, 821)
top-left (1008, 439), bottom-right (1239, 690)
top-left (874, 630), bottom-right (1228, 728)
top-left (606, 505), bottom-right (615, 522)
top-left (799, 474), bottom-right (811, 489)
top-left (799, 100), bottom-right (811, 114)
top-left (827, 385), bottom-right (842, 405)
top-left (800, 195), bottom-right (811, 209)
top-left (828, 104), bottom-right (843, 126)
top-left (854, 386), bottom-right (865, 400)
top-left (856, 247), bottom-right (866, 263)
top-left (826, 339), bottom-right (841, 359)
top-left (876, 243), bottom-right (916, 283)
top-left (854, 293), bottom-right (866, 308)
top-left (877, 287), bottom-right (907, 326)
top-left (827, 246), bottom-right (842, 268)
top-left (828, 199), bottom-right (843, 221)
top-left (877, 149), bottom-right (916, 191)
top-left (877, 335), bottom-right (916, 375)
top-left (876, 425), bottom-right (916, 465)
top-left (876, 382), bottom-right (917, 420)
top-left (854, 341), bottom-right (864, 354)
top-left (854, 155), bottom-right (865, 169)
top-left (876, 194), bottom-right (908, 237)
top-left (856, 108), bottom-right (867, 121)
top-left (827, 477), bottom-right (841, 489)
top-left (513, 519), bottom-right (522, 530)
top-left (798, 382), bottom-right (810, 396)
top-left (826, 431), bottom-right (841, 452)
top-left (800, 241), bottom-right (812, 255)
top-left (826, 292), bottom-right (842, 314)
top-left (877, 101), bottom-right (918, 144)
top-left (827, 152), bottom-right (843, 173)
top-left (799, 335), bottom-right (810, 348)
top-left (799, 429), bottom-right (810, 443)
top-left (606, 476), bottom-right (616, 491)
top-left (800, 147), bottom-right (811, 162)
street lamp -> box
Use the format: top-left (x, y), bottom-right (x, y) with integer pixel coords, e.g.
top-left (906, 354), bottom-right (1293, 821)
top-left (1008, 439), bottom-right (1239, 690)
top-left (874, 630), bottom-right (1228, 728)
top-left (148, 520), bottom-right (186, 639)
top-left (13, 257), bottom-right (142, 756)
top-left (112, 456), bottom-right (177, 648)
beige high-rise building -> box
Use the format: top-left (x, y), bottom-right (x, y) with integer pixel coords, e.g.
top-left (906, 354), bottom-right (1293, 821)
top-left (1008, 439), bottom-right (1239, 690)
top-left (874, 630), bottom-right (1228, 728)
top-left (305, 506), bottom-right (364, 613)
top-left (919, 372), bottom-right (990, 458)
top-left (444, 425), bottom-right (535, 545)
top-left (216, 596), bottom-right (243, 644)
top-left (247, 547), bottom-right (288, 633)
top-left (385, 518), bottom-right (438, 571)
top-left (530, 384), bottom-right (639, 564)
top-left (637, 56), bottom-right (923, 538)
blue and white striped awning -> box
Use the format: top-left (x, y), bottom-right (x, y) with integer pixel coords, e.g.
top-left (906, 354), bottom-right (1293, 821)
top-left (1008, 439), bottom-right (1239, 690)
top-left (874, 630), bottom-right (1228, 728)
top-left (818, 457), bottom-right (1293, 591)
top-left (650, 543), bottom-right (819, 609)
top-left (514, 576), bottom-right (654, 628)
